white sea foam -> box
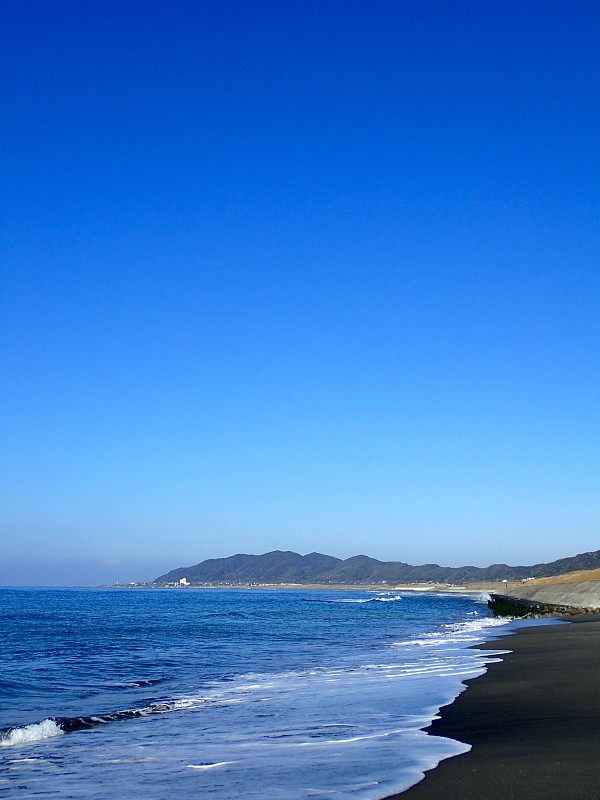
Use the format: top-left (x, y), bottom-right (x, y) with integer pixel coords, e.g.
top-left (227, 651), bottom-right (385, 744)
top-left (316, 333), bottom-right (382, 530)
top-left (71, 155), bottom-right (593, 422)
top-left (394, 614), bottom-right (511, 650)
top-left (0, 720), bottom-right (64, 747)
top-left (441, 615), bottom-right (512, 637)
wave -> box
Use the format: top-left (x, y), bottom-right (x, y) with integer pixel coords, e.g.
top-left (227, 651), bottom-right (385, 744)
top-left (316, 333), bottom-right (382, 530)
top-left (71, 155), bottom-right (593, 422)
top-left (1, 609), bottom-right (510, 751)
top-left (394, 614), bottom-right (512, 648)
top-left (343, 597), bottom-right (402, 603)
top-left (0, 700), bottom-right (190, 748)
top-left (0, 719), bottom-right (64, 747)
top-left (302, 596), bottom-right (403, 604)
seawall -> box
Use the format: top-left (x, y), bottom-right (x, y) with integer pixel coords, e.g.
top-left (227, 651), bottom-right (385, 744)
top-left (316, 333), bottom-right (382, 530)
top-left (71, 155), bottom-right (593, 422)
top-left (488, 580), bottom-right (600, 616)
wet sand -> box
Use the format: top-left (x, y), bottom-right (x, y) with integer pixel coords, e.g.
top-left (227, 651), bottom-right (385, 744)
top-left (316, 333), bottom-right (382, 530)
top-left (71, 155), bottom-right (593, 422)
top-left (387, 614), bottom-right (600, 800)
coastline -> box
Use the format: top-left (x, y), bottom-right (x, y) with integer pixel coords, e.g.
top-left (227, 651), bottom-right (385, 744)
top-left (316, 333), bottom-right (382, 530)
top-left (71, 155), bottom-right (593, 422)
top-left (105, 582), bottom-right (507, 593)
top-left (385, 613), bottom-right (600, 800)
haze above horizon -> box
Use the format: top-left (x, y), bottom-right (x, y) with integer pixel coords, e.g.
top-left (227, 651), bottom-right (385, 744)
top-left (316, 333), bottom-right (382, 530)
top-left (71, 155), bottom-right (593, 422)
top-left (2, 1), bottom-right (599, 586)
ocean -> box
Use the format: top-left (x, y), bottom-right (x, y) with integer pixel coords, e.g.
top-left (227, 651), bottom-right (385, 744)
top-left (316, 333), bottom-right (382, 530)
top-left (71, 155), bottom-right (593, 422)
top-left (0, 586), bottom-right (512, 799)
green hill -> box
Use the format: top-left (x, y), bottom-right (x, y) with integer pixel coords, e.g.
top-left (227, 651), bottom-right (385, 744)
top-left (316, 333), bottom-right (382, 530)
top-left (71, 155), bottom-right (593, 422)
top-left (153, 548), bottom-right (600, 585)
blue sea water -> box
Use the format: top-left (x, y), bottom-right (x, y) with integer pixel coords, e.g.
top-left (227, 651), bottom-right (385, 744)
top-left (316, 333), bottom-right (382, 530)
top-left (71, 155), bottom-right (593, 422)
top-left (0, 587), bottom-right (512, 799)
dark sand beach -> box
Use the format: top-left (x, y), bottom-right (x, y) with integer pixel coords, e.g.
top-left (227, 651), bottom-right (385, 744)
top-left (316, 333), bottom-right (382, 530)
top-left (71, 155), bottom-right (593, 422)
top-left (388, 614), bottom-right (600, 800)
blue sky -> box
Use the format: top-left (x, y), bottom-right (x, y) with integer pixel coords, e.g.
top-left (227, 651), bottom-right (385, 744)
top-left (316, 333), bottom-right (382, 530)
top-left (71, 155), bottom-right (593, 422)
top-left (2, 0), bottom-right (599, 585)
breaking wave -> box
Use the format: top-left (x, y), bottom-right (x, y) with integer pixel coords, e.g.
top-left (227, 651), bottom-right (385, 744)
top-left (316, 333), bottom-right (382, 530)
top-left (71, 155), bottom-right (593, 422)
top-left (394, 614), bottom-right (512, 648)
top-left (0, 700), bottom-right (191, 747)
top-left (302, 595), bottom-right (403, 604)
top-left (0, 719), bottom-right (64, 747)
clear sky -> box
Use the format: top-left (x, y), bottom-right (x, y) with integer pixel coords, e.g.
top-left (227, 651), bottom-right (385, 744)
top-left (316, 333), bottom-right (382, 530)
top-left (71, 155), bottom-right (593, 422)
top-left (2, 0), bottom-right (599, 585)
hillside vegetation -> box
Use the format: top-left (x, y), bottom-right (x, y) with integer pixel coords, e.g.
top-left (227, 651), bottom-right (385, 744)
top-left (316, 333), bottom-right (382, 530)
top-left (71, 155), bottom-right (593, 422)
top-left (154, 548), bottom-right (600, 585)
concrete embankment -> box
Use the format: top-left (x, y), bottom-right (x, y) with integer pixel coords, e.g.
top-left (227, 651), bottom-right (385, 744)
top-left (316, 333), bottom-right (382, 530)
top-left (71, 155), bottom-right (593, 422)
top-left (489, 580), bottom-right (600, 616)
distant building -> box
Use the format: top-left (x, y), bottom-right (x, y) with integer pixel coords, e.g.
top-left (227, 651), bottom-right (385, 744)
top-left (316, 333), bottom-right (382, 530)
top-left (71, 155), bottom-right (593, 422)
top-left (179, 577), bottom-right (190, 586)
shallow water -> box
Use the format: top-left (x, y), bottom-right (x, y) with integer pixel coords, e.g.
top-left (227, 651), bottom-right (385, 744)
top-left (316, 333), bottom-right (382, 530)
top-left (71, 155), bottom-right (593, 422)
top-left (0, 587), bottom-right (510, 798)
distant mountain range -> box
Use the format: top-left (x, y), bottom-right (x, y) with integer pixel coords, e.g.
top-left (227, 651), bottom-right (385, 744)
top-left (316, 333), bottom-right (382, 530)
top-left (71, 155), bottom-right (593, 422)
top-left (154, 548), bottom-right (600, 585)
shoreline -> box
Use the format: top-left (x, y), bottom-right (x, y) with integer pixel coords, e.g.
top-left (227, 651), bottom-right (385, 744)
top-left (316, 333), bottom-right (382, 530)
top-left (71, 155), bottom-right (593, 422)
top-left (385, 613), bottom-right (600, 799)
top-left (100, 582), bottom-right (506, 593)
